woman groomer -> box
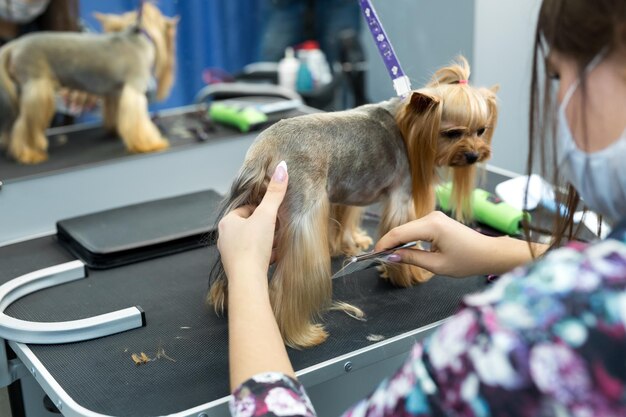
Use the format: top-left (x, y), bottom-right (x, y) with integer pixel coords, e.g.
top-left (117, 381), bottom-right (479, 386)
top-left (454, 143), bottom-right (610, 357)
top-left (218, 0), bottom-right (626, 415)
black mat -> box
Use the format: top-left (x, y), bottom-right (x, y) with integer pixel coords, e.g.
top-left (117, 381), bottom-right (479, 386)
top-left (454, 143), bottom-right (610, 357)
top-left (0, 103), bottom-right (304, 183)
top-left (56, 190), bottom-right (222, 269)
top-left (0, 231), bottom-right (487, 416)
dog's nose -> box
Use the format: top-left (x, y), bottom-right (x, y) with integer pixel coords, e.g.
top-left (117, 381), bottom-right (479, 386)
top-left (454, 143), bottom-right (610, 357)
top-left (464, 152), bottom-right (479, 164)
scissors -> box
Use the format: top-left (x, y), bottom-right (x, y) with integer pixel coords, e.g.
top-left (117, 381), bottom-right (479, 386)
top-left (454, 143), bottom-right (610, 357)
top-left (331, 241), bottom-right (418, 279)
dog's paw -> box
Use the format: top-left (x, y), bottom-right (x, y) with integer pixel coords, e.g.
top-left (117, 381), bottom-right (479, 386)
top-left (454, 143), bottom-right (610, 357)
top-left (352, 228), bottom-right (373, 251)
top-left (130, 137), bottom-right (170, 153)
top-left (378, 263), bottom-right (432, 287)
top-left (12, 147), bottom-right (48, 164)
top-left (336, 229), bottom-right (373, 256)
top-left (340, 242), bottom-right (361, 257)
top-left (377, 264), bottom-right (390, 278)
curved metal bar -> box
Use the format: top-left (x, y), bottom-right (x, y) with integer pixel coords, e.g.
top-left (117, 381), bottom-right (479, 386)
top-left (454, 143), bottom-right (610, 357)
top-left (0, 261), bottom-right (145, 344)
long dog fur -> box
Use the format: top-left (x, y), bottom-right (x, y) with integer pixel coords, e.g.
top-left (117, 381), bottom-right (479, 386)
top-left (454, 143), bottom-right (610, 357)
top-left (209, 57), bottom-right (499, 349)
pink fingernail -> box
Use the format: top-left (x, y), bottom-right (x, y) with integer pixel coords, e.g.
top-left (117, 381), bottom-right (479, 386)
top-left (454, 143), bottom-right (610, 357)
top-left (386, 254), bottom-right (401, 262)
top-left (273, 161), bottom-right (287, 183)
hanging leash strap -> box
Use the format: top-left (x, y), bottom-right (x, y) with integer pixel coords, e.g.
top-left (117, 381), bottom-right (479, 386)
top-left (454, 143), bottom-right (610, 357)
top-left (136, 0), bottom-right (145, 28)
top-left (358, 0), bottom-right (412, 98)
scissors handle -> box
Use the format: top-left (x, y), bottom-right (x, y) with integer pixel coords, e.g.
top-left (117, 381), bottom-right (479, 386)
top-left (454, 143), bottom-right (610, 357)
top-left (353, 241), bottom-right (418, 262)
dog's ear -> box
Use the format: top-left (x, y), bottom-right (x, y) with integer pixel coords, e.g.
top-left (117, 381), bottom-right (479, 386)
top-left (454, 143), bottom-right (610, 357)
top-left (152, 14), bottom-right (179, 101)
top-left (396, 89), bottom-right (443, 219)
top-left (476, 84), bottom-right (499, 101)
top-left (92, 12), bottom-right (108, 24)
top-left (476, 86), bottom-right (499, 150)
top-left (94, 12), bottom-right (128, 32)
top-left (168, 16), bottom-right (180, 28)
top-left (165, 16), bottom-right (179, 39)
top-left (477, 86), bottom-right (499, 116)
top-left (408, 91), bottom-right (441, 114)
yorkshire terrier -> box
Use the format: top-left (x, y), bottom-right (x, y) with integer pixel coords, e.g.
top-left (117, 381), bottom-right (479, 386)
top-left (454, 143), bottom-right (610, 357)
top-left (0, 3), bottom-right (178, 164)
top-left (209, 57), bottom-right (499, 349)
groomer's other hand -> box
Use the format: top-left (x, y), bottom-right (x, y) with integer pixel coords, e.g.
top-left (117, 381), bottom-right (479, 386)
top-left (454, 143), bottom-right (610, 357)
top-left (58, 88), bottom-right (99, 115)
top-left (376, 211), bottom-right (530, 278)
top-left (217, 161), bottom-right (288, 282)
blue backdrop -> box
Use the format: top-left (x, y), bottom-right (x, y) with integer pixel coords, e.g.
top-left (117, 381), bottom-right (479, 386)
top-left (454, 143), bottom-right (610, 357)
top-left (80, 0), bottom-right (263, 111)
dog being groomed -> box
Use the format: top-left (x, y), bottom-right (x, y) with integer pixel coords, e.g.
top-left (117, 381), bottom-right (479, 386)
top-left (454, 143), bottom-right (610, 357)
top-left (0, 3), bottom-right (178, 164)
top-left (209, 56), bottom-right (499, 349)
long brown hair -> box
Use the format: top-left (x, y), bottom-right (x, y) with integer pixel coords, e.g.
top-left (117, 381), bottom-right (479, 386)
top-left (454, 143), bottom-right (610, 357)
top-left (527, 0), bottom-right (626, 250)
top-left (32, 0), bottom-right (80, 32)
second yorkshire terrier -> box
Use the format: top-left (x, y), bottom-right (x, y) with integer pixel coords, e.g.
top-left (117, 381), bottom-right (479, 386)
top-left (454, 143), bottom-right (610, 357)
top-left (0, 3), bottom-right (178, 164)
top-left (209, 57), bottom-right (499, 349)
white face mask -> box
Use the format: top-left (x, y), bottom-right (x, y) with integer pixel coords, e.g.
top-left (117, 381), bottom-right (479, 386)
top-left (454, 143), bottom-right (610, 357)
top-left (0, 0), bottom-right (50, 24)
top-left (557, 52), bottom-right (626, 226)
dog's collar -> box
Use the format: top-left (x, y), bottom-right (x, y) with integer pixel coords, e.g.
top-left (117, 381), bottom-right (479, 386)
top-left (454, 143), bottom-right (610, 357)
top-left (135, 26), bottom-right (159, 99)
top-left (132, 26), bottom-right (157, 73)
top-left (135, 26), bottom-right (155, 48)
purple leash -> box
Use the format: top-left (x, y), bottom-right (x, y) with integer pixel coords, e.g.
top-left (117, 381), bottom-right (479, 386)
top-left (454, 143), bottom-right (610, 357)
top-left (136, 0), bottom-right (145, 28)
top-left (358, 0), bottom-right (412, 98)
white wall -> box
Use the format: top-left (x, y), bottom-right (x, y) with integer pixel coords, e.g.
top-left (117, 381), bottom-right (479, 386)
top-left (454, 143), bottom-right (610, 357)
top-left (472, 0), bottom-right (542, 174)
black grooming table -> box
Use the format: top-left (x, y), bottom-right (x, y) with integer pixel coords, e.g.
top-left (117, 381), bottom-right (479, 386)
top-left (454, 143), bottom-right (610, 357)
top-left (0, 212), bottom-right (488, 416)
top-left (1, 169), bottom-right (585, 416)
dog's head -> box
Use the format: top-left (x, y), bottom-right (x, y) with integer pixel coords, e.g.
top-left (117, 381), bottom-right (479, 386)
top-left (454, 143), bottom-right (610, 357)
top-left (94, 2), bottom-right (179, 101)
top-left (396, 56), bottom-right (499, 221)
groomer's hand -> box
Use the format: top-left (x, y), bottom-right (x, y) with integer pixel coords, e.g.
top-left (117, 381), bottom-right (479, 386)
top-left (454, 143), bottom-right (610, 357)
top-left (58, 88), bottom-right (99, 115)
top-left (217, 161), bottom-right (288, 283)
top-left (376, 211), bottom-right (539, 277)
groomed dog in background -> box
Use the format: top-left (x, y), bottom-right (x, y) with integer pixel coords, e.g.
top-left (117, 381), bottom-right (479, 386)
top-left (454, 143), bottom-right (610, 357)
top-left (209, 57), bottom-right (499, 349)
top-left (0, 2), bottom-right (178, 164)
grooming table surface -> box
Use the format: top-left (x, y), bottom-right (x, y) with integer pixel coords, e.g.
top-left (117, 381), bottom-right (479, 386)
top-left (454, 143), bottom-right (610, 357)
top-left (1, 230), bottom-right (487, 416)
top-left (0, 172), bottom-right (567, 416)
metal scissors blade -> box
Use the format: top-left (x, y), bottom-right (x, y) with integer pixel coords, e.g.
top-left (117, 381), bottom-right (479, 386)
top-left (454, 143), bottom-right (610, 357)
top-left (331, 241), bottom-right (418, 280)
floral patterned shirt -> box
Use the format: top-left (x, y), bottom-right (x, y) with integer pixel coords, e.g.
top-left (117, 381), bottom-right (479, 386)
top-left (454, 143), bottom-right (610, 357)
top-left (230, 219), bottom-right (626, 417)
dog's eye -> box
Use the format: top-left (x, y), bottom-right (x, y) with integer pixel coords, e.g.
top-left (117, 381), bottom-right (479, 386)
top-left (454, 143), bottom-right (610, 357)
top-left (442, 129), bottom-right (464, 139)
top-left (476, 127), bottom-right (486, 137)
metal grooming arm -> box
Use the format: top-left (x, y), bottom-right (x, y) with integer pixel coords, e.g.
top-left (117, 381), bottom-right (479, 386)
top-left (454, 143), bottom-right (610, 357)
top-left (0, 261), bottom-right (145, 387)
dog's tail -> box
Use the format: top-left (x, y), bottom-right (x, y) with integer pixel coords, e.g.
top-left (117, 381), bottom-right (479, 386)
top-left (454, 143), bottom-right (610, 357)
top-left (207, 153), bottom-right (276, 314)
top-left (0, 44), bottom-right (17, 137)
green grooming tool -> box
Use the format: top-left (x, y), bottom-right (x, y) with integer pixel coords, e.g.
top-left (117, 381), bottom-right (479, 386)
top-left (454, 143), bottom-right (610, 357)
top-left (209, 99), bottom-right (302, 133)
top-left (208, 102), bottom-right (269, 133)
top-left (436, 182), bottom-right (531, 235)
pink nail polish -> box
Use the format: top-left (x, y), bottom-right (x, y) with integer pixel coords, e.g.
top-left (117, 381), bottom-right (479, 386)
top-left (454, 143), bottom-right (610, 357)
top-left (386, 254), bottom-right (401, 262)
top-left (385, 253), bottom-right (402, 262)
top-left (273, 161), bottom-right (288, 183)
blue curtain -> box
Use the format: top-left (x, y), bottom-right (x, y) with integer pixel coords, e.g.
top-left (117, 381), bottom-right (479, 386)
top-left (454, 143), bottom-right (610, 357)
top-left (80, 0), bottom-right (262, 110)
